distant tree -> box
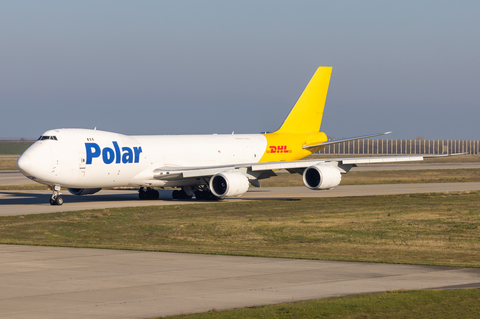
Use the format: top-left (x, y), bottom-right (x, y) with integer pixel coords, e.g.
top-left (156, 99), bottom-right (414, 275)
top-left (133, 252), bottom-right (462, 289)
top-left (415, 136), bottom-right (425, 140)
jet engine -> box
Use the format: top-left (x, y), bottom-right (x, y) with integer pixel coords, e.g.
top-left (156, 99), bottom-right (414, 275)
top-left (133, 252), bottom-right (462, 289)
top-left (302, 164), bottom-right (341, 190)
top-left (209, 171), bottom-right (250, 198)
top-left (67, 188), bottom-right (102, 196)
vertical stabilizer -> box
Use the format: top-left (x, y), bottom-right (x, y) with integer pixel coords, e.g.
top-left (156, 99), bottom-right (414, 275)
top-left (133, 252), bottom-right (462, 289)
top-left (276, 67), bottom-right (332, 134)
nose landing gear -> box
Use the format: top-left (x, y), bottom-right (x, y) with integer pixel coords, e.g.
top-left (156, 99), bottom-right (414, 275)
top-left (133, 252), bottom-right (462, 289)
top-left (50, 186), bottom-right (63, 205)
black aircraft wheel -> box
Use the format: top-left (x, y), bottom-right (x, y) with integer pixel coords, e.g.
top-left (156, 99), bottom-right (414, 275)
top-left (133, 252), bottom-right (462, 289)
top-left (172, 190), bottom-right (180, 200)
top-left (139, 191), bottom-right (147, 200)
top-left (54, 196), bottom-right (64, 206)
top-left (146, 189), bottom-right (153, 199)
top-left (146, 189), bottom-right (159, 200)
top-left (176, 190), bottom-right (192, 200)
top-left (201, 190), bottom-right (220, 201)
top-left (194, 191), bottom-right (203, 200)
top-left (50, 197), bottom-right (55, 205)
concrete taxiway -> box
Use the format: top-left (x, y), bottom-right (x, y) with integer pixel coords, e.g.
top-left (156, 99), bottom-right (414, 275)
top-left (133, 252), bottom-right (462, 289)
top-left (1, 245), bottom-right (480, 319)
top-left (2, 182), bottom-right (480, 216)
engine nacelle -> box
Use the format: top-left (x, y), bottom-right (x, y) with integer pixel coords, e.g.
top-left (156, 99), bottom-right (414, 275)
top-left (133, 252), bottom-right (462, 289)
top-left (67, 188), bottom-right (102, 196)
top-left (303, 164), bottom-right (342, 190)
top-left (209, 171), bottom-right (250, 198)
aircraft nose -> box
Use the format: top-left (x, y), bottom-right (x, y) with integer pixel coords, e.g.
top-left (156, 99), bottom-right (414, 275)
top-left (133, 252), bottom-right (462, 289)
top-left (17, 154), bottom-right (32, 174)
top-left (17, 143), bottom-right (53, 182)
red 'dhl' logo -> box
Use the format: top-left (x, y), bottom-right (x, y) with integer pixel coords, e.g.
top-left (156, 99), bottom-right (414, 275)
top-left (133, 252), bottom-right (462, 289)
top-left (268, 145), bottom-right (292, 153)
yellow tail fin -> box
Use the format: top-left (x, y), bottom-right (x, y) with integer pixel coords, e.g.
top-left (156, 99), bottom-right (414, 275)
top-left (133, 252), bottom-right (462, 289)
top-left (275, 66), bottom-right (332, 134)
top-left (259, 67), bottom-right (331, 163)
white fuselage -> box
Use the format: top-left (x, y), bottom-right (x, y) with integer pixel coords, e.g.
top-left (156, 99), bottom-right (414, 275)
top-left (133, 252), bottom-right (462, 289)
top-left (17, 128), bottom-right (268, 189)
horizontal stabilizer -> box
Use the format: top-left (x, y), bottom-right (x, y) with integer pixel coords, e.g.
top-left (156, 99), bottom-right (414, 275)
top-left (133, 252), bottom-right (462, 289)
top-left (303, 131), bottom-right (392, 149)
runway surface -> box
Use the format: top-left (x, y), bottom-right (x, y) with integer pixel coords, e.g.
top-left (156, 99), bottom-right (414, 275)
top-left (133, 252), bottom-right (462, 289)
top-left (1, 245), bottom-right (480, 319)
top-left (2, 182), bottom-right (480, 216)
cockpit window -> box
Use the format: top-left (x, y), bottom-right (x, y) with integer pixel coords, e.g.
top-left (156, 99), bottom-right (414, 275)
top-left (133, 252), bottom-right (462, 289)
top-left (37, 136), bottom-right (58, 141)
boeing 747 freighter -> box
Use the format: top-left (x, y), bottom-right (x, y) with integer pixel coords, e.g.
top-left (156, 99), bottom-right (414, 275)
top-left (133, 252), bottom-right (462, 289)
top-left (17, 67), bottom-right (457, 205)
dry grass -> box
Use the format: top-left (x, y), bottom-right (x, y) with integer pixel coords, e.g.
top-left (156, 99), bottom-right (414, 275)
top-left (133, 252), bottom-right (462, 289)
top-left (0, 157), bottom-right (18, 170)
top-left (1, 191), bottom-right (479, 267)
top-left (0, 184), bottom-right (49, 190)
top-left (165, 289), bottom-right (480, 319)
top-left (260, 169), bottom-right (480, 187)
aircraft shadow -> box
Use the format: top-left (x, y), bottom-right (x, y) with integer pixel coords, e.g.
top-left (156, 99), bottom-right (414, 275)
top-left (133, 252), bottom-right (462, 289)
top-left (0, 190), bottom-right (141, 206)
top-left (0, 189), bottom-right (296, 206)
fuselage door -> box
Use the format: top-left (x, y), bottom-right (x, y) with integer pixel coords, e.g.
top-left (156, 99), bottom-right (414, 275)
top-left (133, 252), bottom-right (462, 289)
top-left (79, 152), bottom-right (86, 170)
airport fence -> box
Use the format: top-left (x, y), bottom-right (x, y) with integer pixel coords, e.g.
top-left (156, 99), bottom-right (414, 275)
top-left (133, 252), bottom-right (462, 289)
top-left (317, 139), bottom-right (480, 155)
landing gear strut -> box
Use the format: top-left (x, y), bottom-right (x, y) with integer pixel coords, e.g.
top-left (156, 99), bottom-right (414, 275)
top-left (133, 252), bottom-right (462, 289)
top-left (172, 186), bottom-right (194, 200)
top-left (50, 185), bottom-right (63, 205)
top-left (138, 187), bottom-right (159, 200)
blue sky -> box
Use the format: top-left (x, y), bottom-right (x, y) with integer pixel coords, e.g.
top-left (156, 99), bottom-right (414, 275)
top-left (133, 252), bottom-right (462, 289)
top-left (1, 1), bottom-right (479, 140)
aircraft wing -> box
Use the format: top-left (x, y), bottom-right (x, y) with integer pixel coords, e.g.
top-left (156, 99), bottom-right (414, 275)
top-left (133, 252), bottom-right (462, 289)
top-left (153, 153), bottom-right (467, 180)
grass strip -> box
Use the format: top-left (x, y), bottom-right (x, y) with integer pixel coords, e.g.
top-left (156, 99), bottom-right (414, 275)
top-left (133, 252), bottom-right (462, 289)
top-left (0, 157), bottom-right (19, 170)
top-left (0, 184), bottom-right (49, 190)
top-left (2, 169), bottom-right (480, 190)
top-left (163, 289), bottom-right (480, 319)
top-left (1, 191), bottom-right (480, 267)
top-left (0, 142), bottom-right (32, 155)
top-left (260, 169), bottom-right (480, 187)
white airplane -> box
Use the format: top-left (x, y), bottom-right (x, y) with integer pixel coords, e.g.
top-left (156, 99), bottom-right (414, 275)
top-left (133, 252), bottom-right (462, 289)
top-left (17, 67), bottom-right (456, 205)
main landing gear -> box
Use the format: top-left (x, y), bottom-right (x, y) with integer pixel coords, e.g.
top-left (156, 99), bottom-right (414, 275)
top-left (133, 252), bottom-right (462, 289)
top-left (138, 187), bottom-right (160, 200)
top-left (138, 186), bottom-right (220, 201)
top-left (50, 186), bottom-right (64, 205)
top-left (193, 189), bottom-right (219, 200)
top-left (173, 186), bottom-right (219, 200)
top-left (172, 186), bottom-right (194, 200)
top-left (193, 185), bottom-right (220, 201)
